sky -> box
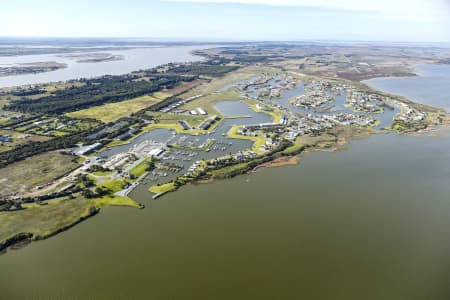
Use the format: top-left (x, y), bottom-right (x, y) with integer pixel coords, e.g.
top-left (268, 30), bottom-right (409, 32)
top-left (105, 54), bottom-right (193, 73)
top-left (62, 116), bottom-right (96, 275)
top-left (1, 0), bottom-right (450, 42)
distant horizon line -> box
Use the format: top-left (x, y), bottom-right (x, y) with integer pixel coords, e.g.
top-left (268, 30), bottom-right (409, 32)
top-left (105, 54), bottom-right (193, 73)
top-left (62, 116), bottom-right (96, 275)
top-left (0, 36), bottom-right (449, 46)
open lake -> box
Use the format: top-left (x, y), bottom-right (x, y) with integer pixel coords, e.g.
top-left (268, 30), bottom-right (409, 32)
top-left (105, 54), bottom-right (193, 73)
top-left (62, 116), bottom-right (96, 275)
top-left (2, 64), bottom-right (450, 299)
top-left (2, 132), bottom-right (450, 300)
top-left (0, 46), bottom-right (203, 88)
top-left (365, 64), bottom-right (450, 111)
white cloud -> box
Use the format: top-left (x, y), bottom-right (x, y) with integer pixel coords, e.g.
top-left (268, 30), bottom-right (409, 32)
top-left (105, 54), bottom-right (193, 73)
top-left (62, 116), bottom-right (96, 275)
top-left (168, 0), bottom-right (448, 21)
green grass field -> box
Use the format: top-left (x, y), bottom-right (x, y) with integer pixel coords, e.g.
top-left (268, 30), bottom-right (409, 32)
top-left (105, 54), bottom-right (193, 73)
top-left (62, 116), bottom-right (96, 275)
top-left (99, 179), bottom-right (128, 193)
top-left (209, 161), bottom-right (251, 178)
top-left (147, 111), bottom-right (207, 127)
top-left (182, 90), bottom-right (243, 116)
top-left (129, 158), bottom-right (153, 178)
top-left (0, 197), bottom-right (95, 244)
top-left (149, 182), bottom-right (177, 194)
top-left (92, 195), bottom-right (142, 209)
top-left (66, 93), bottom-right (171, 123)
top-left (281, 137), bottom-right (304, 155)
top-left (0, 194), bottom-right (142, 247)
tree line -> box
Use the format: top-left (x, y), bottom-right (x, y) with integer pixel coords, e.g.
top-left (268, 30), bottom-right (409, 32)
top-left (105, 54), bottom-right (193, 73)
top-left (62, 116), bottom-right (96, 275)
top-left (6, 74), bottom-right (194, 114)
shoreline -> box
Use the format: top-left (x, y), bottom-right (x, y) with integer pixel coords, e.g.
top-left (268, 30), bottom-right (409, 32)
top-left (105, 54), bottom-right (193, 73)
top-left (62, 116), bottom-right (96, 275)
top-left (363, 63), bottom-right (450, 113)
top-left (0, 122), bottom-right (433, 254)
top-left (0, 207), bottom-right (99, 253)
top-left (0, 61), bottom-right (67, 77)
top-left (2, 48), bottom-right (450, 256)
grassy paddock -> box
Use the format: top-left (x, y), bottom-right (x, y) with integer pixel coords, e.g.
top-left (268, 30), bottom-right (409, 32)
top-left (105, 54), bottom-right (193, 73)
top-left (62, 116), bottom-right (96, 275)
top-left (182, 90), bottom-right (243, 116)
top-left (209, 161), bottom-right (251, 178)
top-left (129, 158), bottom-right (153, 178)
top-left (66, 93), bottom-right (171, 123)
top-left (0, 194), bottom-right (142, 248)
top-left (0, 152), bottom-right (79, 198)
top-left (147, 111), bottom-right (207, 127)
top-left (93, 195), bottom-right (142, 209)
top-left (281, 137), bottom-right (304, 155)
top-left (149, 182), bottom-right (177, 194)
top-left (0, 197), bottom-right (95, 244)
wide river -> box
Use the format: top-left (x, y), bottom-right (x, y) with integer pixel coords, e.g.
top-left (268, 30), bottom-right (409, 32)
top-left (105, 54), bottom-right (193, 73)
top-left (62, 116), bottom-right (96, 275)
top-left (1, 64), bottom-right (450, 299)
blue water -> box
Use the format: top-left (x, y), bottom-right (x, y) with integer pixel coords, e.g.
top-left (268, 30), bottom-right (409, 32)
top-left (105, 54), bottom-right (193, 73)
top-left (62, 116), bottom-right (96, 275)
top-left (365, 64), bottom-right (450, 111)
top-left (0, 46), bottom-right (204, 88)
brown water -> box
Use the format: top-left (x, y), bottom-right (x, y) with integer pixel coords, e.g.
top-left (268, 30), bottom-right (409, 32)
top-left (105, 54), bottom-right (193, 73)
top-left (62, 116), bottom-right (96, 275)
top-left (2, 132), bottom-right (450, 299)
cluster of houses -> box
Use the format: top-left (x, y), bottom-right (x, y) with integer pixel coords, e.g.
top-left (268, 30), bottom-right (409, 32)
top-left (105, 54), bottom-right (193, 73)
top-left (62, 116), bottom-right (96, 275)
top-left (236, 104), bottom-right (377, 150)
top-left (327, 112), bottom-right (376, 127)
top-left (291, 90), bottom-right (334, 109)
top-left (239, 73), bottom-right (298, 101)
top-left (347, 91), bottom-right (384, 113)
top-left (228, 75), bottom-right (388, 153)
top-left (243, 74), bottom-right (297, 99)
top-left (394, 101), bottom-right (426, 123)
top-left (290, 80), bottom-right (338, 109)
top-left (241, 74), bottom-right (272, 89)
top-left (293, 112), bottom-right (375, 129)
top-left (6, 116), bottom-right (97, 138)
top-left (27, 118), bottom-right (82, 136)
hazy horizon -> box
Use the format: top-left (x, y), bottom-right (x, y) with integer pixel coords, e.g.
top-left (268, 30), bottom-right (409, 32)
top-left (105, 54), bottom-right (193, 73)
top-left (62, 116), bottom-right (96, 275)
top-left (1, 37), bottom-right (450, 48)
top-left (2, 0), bottom-right (450, 43)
